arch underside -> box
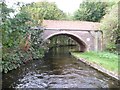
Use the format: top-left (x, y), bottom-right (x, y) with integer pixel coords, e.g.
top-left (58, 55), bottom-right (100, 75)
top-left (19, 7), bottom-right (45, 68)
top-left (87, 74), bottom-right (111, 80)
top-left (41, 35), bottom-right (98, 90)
top-left (43, 32), bottom-right (88, 52)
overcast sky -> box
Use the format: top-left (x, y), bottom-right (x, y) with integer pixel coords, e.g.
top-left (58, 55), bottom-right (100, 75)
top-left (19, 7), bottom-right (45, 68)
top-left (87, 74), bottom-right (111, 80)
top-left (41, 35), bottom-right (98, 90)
top-left (5, 0), bottom-right (84, 14)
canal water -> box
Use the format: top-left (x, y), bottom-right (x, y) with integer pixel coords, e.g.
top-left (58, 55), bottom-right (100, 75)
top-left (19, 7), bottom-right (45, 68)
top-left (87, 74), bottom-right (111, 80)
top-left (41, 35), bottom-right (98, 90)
top-left (2, 46), bottom-right (119, 89)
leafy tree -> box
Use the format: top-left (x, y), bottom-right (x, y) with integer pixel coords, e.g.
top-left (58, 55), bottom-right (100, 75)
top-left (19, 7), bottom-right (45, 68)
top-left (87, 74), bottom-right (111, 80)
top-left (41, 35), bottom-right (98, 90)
top-left (1, 2), bottom-right (44, 73)
top-left (20, 1), bottom-right (66, 25)
top-left (100, 4), bottom-right (119, 52)
top-left (74, 1), bottom-right (109, 22)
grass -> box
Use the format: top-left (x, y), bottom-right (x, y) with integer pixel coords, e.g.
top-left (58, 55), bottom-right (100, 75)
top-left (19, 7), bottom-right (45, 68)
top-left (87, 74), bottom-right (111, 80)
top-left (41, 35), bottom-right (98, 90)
top-left (71, 51), bottom-right (119, 75)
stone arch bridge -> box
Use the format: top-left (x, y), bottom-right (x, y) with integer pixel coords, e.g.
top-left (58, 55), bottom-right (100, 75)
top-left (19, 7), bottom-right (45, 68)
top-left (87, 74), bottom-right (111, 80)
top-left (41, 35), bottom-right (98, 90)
top-left (33, 20), bottom-right (103, 52)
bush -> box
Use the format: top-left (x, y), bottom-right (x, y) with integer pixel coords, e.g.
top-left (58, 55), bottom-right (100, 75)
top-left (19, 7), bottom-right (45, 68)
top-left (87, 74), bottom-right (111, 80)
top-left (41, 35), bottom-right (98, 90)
top-left (100, 4), bottom-right (119, 52)
top-left (1, 2), bottom-right (45, 73)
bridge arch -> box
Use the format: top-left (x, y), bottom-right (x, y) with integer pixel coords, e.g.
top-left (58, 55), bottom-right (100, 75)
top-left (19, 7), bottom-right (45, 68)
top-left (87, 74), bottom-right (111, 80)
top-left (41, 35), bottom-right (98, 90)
top-left (42, 31), bottom-right (88, 52)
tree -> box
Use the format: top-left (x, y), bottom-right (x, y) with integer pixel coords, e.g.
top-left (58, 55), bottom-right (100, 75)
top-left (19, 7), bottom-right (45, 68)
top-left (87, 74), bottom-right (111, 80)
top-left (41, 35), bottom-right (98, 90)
top-left (1, 2), bottom-right (44, 73)
top-left (20, 1), bottom-right (66, 25)
top-left (100, 4), bottom-right (119, 52)
top-left (74, 1), bottom-right (109, 22)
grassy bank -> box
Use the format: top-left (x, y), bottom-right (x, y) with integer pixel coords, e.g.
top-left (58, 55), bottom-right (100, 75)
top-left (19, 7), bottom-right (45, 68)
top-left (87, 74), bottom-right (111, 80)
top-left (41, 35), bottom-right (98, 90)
top-left (71, 51), bottom-right (119, 75)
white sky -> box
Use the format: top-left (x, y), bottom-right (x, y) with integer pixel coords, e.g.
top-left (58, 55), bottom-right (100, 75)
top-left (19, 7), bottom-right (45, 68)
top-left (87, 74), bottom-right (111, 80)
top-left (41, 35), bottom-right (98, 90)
top-left (5, 0), bottom-right (84, 14)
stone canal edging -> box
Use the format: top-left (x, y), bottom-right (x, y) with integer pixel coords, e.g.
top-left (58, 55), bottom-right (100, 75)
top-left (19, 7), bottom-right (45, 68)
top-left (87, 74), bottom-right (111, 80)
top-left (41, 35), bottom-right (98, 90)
top-left (71, 53), bottom-right (120, 82)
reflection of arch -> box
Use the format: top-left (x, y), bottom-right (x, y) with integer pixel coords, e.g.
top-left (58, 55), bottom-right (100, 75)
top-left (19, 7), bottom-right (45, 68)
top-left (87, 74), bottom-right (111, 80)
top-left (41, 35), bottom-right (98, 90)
top-left (43, 31), bottom-right (88, 52)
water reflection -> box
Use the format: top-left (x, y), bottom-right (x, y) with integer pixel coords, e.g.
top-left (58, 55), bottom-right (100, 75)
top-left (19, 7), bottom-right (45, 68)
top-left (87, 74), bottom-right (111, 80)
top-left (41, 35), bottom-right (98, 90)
top-left (2, 46), bottom-right (119, 88)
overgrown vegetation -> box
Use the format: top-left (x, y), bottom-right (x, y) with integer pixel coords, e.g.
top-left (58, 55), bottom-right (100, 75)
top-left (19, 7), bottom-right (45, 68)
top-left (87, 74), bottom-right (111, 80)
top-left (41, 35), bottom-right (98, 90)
top-left (1, 2), bottom-right (44, 73)
top-left (71, 51), bottom-right (119, 75)
top-left (100, 3), bottom-right (120, 52)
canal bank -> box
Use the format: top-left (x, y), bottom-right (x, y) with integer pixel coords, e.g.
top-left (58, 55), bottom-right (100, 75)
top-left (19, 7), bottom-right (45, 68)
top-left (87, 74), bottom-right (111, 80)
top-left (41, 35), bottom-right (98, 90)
top-left (71, 52), bottom-right (120, 82)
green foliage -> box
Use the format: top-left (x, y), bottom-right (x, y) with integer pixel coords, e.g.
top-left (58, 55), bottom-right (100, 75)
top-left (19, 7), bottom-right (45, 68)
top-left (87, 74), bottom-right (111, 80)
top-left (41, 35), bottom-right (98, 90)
top-left (63, 13), bottom-right (74, 20)
top-left (20, 1), bottom-right (66, 24)
top-left (72, 51), bottom-right (119, 74)
top-left (30, 29), bottom-right (45, 59)
top-left (85, 51), bottom-right (118, 59)
top-left (2, 51), bottom-right (22, 73)
top-left (0, 2), bottom-right (14, 22)
top-left (74, 1), bottom-right (110, 22)
top-left (1, 2), bottom-right (45, 73)
top-left (100, 4), bottom-right (119, 52)
top-left (49, 35), bottom-right (78, 48)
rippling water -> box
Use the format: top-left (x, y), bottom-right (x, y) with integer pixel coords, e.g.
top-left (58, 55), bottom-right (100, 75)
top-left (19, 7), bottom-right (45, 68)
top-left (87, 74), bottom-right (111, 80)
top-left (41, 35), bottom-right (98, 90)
top-left (2, 46), bottom-right (119, 89)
